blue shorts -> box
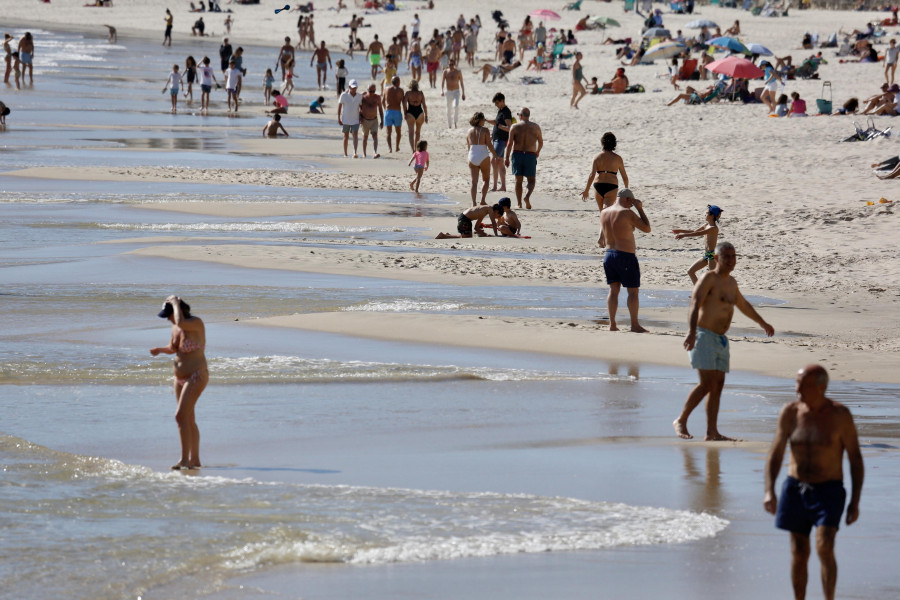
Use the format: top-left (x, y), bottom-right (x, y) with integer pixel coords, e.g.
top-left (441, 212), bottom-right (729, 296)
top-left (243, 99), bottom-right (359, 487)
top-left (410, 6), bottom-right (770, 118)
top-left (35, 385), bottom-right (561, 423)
top-left (385, 109), bottom-right (403, 128)
top-left (776, 476), bottom-right (846, 536)
top-left (20, 51), bottom-right (32, 65)
top-left (689, 327), bottom-right (730, 372)
top-left (603, 249), bottom-right (640, 288)
top-left (493, 138), bottom-right (506, 157)
top-left (511, 151), bottom-right (537, 178)
top-left (170, 88), bottom-right (179, 95)
top-left (201, 84), bottom-right (212, 93)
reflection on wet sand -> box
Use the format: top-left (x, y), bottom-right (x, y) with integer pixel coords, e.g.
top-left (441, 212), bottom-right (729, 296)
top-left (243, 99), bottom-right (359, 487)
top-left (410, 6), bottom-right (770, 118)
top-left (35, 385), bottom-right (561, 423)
top-left (681, 445), bottom-right (724, 515)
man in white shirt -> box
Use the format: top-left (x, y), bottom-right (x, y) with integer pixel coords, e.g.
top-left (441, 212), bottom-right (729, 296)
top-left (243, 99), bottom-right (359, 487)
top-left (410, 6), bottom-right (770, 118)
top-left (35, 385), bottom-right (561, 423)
top-left (225, 58), bottom-right (242, 113)
top-left (412, 14), bottom-right (420, 40)
top-left (338, 79), bottom-right (363, 158)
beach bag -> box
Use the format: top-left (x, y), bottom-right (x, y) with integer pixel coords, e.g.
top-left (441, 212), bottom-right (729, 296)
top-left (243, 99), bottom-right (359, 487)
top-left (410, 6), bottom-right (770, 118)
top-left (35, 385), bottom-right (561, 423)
top-left (816, 81), bottom-right (832, 115)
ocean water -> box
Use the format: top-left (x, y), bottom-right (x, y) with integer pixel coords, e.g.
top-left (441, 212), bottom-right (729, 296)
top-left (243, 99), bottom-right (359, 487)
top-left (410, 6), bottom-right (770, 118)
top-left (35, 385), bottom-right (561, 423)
top-left (3, 26), bottom-right (900, 600)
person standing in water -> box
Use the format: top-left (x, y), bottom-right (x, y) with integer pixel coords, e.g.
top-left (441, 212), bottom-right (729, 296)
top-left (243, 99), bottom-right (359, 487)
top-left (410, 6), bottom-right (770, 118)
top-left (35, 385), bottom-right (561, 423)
top-left (150, 296), bottom-right (208, 471)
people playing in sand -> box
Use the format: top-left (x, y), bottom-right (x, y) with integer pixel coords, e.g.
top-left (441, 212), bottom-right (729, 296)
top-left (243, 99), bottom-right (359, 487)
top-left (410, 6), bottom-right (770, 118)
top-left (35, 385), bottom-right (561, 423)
top-left (674, 241), bottom-right (774, 441)
top-left (162, 64), bottom-right (183, 113)
top-left (18, 32), bottom-right (34, 84)
top-left (150, 296), bottom-right (208, 471)
top-left (497, 197), bottom-right (521, 237)
top-left (338, 79), bottom-right (363, 158)
top-left (408, 139), bottom-right (429, 192)
top-left (571, 52), bottom-right (588, 109)
top-left (441, 59), bottom-right (466, 128)
top-left (599, 188), bottom-right (651, 333)
top-left (263, 113), bottom-right (289, 137)
top-left (504, 107), bottom-right (543, 210)
top-left (764, 364), bottom-right (864, 600)
top-left (582, 131), bottom-right (629, 213)
top-left (383, 76), bottom-right (404, 153)
top-left (311, 41), bottom-right (332, 90)
top-left (435, 203), bottom-right (502, 238)
top-left (403, 79), bottom-right (427, 152)
top-left (466, 111), bottom-right (500, 206)
top-left (673, 205), bottom-right (722, 284)
top-left (309, 95), bottom-right (325, 113)
top-left (277, 37), bottom-right (295, 83)
top-left (360, 83), bottom-right (384, 159)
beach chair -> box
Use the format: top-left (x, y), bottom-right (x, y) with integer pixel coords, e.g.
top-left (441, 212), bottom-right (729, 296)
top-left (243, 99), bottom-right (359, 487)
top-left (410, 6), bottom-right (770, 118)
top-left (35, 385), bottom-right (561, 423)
top-left (795, 58), bottom-right (821, 79)
top-left (564, 0), bottom-right (583, 9)
top-left (544, 41), bottom-right (566, 69)
top-left (821, 32), bottom-right (838, 48)
top-left (678, 58), bottom-right (698, 80)
top-left (841, 118), bottom-right (892, 142)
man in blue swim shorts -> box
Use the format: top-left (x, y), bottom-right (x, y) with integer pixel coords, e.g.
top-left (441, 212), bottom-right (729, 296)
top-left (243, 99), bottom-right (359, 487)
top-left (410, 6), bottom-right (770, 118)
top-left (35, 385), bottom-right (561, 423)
top-left (764, 364), bottom-right (864, 600)
top-left (599, 188), bottom-right (651, 333)
top-left (674, 241), bottom-right (774, 441)
top-left (503, 107), bottom-right (543, 210)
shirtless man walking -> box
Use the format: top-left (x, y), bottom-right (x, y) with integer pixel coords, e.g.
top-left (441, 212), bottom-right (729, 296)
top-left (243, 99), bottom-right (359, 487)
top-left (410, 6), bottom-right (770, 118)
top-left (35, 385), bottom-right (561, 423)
top-left (310, 41), bottom-right (332, 89)
top-left (440, 59), bottom-right (466, 128)
top-left (764, 364), bottom-right (864, 600)
top-left (359, 83), bottom-right (384, 158)
top-left (674, 241), bottom-right (774, 440)
top-left (425, 41), bottom-right (442, 89)
top-left (383, 75), bottom-right (405, 152)
top-left (599, 188), bottom-right (651, 333)
top-left (367, 35), bottom-right (385, 80)
top-left (504, 107), bottom-right (543, 209)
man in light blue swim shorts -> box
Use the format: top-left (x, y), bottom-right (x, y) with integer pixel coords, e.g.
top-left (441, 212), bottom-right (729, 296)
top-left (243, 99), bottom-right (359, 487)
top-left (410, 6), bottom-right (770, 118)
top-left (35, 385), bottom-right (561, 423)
top-left (674, 241), bottom-right (774, 441)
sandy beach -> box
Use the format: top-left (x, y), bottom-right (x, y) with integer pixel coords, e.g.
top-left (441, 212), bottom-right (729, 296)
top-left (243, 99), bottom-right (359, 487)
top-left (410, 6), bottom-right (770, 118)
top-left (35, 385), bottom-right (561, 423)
top-left (3, 2), bottom-right (900, 598)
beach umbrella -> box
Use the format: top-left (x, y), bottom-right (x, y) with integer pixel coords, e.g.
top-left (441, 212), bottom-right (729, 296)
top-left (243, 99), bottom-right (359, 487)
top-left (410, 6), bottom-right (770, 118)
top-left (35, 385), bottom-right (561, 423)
top-left (641, 41), bottom-right (686, 62)
top-left (705, 55), bottom-right (764, 79)
top-left (589, 16), bottom-right (621, 27)
top-left (745, 43), bottom-right (774, 56)
top-left (529, 9), bottom-right (561, 20)
top-left (707, 36), bottom-right (749, 54)
top-left (642, 27), bottom-right (671, 38)
top-left (686, 19), bottom-right (718, 28)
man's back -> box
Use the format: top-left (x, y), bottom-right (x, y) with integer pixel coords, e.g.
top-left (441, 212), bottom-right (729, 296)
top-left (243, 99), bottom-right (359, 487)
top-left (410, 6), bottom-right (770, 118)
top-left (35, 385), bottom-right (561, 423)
top-left (385, 85), bottom-right (403, 109)
top-left (510, 121), bottom-right (539, 151)
top-left (600, 205), bottom-right (637, 253)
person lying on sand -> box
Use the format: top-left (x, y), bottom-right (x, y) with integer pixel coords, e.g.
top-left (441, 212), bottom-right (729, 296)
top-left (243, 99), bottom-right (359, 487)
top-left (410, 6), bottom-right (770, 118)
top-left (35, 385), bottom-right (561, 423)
top-left (435, 204), bottom-right (502, 238)
top-left (473, 61), bottom-right (522, 83)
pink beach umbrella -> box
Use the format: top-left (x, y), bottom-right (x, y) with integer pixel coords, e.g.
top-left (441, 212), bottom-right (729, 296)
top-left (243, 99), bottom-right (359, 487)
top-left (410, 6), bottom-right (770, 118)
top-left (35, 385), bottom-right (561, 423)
top-left (705, 55), bottom-right (764, 79)
top-left (529, 9), bottom-right (562, 21)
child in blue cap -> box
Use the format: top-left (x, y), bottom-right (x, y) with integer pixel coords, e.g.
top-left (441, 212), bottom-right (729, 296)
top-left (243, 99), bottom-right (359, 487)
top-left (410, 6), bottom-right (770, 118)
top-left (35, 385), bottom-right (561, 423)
top-left (673, 204), bottom-right (722, 284)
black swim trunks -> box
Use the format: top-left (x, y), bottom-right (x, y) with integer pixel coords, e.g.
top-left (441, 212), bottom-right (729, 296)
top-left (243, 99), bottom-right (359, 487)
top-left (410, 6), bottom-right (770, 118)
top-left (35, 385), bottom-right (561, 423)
top-left (457, 213), bottom-right (473, 235)
top-left (603, 249), bottom-right (640, 288)
top-left (776, 476), bottom-right (846, 536)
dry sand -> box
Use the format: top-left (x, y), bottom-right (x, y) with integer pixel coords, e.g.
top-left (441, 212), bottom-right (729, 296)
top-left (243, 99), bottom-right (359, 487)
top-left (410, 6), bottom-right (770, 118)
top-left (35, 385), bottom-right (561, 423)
top-left (6, 1), bottom-right (900, 382)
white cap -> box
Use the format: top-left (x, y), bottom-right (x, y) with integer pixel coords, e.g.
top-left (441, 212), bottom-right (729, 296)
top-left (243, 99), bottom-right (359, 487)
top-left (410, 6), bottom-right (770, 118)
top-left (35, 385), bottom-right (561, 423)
top-left (348, 79), bottom-right (358, 88)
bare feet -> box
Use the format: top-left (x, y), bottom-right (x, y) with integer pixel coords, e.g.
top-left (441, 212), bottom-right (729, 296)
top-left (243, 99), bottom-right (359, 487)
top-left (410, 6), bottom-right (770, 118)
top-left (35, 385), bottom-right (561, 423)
top-left (410, 182), bottom-right (415, 191)
top-left (525, 200), bottom-right (532, 209)
top-left (373, 153), bottom-right (380, 159)
top-left (674, 420), bottom-right (693, 439)
top-left (171, 461), bottom-right (200, 470)
top-left (706, 432), bottom-right (738, 442)
top-left (630, 325), bottom-right (648, 333)
top-left (609, 323), bottom-right (619, 331)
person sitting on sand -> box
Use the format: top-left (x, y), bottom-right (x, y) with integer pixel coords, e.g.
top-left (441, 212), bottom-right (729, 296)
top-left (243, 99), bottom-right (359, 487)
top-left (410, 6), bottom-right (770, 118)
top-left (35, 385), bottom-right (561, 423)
top-left (497, 197), bottom-right (521, 237)
top-left (833, 97), bottom-right (859, 115)
top-left (724, 19), bottom-right (740, 36)
top-left (268, 90), bottom-right (289, 114)
top-left (473, 61), bottom-right (522, 83)
top-left (435, 204), bottom-right (503, 238)
top-left (309, 96), bottom-right (326, 113)
top-left (774, 93), bottom-right (789, 117)
top-left (787, 91), bottom-right (807, 117)
top-left (601, 68), bottom-right (628, 94)
top-left (873, 88), bottom-right (900, 116)
top-left (673, 205), bottom-right (722, 284)
top-left (263, 113), bottom-right (289, 137)
top-left (588, 77), bottom-right (601, 95)
top-left (860, 83), bottom-right (893, 114)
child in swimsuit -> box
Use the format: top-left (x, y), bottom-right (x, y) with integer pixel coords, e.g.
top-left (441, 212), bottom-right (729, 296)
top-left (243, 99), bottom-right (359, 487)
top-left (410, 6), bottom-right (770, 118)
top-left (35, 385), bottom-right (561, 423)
top-left (284, 58), bottom-right (295, 95)
top-left (408, 139), bottom-right (429, 192)
top-left (673, 204), bottom-right (722, 284)
top-left (263, 68), bottom-right (275, 104)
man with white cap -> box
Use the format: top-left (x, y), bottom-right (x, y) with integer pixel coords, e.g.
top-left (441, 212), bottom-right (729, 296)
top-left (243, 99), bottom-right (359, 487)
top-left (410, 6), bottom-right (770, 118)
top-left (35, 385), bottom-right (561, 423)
top-left (598, 188), bottom-right (651, 333)
top-left (338, 79), bottom-right (363, 158)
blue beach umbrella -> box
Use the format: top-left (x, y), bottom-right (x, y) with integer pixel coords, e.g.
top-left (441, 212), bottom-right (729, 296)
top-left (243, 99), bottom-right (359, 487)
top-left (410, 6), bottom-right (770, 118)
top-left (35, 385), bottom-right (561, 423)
top-left (746, 43), bottom-right (774, 56)
top-left (707, 36), bottom-right (749, 54)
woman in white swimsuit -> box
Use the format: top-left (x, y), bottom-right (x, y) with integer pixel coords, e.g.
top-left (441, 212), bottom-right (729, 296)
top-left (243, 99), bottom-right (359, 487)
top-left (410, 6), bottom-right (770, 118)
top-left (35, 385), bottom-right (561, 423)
top-left (466, 112), bottom-right (499, 206)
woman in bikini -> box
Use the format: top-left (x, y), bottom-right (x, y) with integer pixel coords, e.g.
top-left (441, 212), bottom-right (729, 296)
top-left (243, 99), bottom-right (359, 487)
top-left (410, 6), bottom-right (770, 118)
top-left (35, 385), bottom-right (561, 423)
top-left (150, 296), bottom-right (208, 470)
top-left (466, 112), bottom-right (499, 206)
top-left (408, 39), bottom-right (423, 81)
top-left (582, 132), bottom-right (629, 246)
top-left (403, 79), bottom-right (428, 151)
